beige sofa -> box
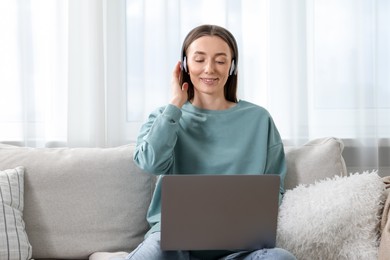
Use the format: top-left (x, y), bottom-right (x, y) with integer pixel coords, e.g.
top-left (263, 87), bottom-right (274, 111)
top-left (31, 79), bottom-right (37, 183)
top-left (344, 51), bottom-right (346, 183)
top-left (0, 137), bottom-right (386, 260)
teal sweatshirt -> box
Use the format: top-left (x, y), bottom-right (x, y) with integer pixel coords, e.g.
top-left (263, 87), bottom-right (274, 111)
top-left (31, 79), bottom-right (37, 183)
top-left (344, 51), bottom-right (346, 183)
top-left (133, 100), bottom-right (286, 239)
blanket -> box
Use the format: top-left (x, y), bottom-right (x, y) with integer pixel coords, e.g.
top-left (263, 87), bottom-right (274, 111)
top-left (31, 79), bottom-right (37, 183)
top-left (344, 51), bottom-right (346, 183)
top-left (379, 176), bottom-right (390, 260)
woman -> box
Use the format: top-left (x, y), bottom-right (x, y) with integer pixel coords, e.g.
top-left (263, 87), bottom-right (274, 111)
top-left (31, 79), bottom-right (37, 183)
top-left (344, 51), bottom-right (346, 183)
top-left (130, 24), bottom-right (296, 260)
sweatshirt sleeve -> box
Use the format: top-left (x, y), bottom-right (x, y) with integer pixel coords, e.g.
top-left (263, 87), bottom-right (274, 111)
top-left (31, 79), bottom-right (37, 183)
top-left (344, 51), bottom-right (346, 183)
top-left (264, 117), bottom-right (287, 205)
top-left (266, 143), bottom-right (287, 205)
top-left (133, 104), bottom-right (182, 175)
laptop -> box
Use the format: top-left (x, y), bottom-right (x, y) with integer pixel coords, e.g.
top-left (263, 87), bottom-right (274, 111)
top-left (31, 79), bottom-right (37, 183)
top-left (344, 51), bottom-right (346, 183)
top-left (160, 174), bottom-right (280, 251)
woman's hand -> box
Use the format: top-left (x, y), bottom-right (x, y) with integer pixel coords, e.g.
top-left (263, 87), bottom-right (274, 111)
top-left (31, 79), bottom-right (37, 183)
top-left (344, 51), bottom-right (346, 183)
top-left (169, 61), bottom-right (189, 108)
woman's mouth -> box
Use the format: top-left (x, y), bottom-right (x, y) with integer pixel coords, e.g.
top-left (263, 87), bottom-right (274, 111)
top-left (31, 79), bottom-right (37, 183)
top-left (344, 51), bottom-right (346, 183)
top-left (200, 78), bottom-right (218, 85)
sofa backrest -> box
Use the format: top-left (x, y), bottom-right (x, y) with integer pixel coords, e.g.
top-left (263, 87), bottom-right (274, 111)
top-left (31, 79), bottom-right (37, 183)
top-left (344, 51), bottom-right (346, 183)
top-left (0, 137), bottom-right (347, 259)
top-left (0, 144), bottom-right (155, 259)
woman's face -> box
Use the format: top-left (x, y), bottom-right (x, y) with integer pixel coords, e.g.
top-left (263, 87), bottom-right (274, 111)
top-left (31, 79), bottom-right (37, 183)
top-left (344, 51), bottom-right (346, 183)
top-left (186, 36), bottom-right (233, 99)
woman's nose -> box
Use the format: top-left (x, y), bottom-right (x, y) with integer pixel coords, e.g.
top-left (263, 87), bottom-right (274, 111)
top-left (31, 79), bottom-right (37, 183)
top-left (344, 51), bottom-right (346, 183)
top-left (204, 60), bottom-right (215, 73)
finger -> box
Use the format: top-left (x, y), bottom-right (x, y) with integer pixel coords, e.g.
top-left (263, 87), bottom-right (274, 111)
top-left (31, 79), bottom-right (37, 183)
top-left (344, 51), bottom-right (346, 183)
top-left (173, 61), bottom-right (181, 76)
top-left (172, 62), bottom-right (181, 84)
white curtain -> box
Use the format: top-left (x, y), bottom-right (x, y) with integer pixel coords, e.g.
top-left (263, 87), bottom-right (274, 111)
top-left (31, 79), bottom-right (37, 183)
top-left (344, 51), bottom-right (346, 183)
top-left (0, 0), bottom-right (389, 174)
top-left (0, 0), bottom-right (128, 147)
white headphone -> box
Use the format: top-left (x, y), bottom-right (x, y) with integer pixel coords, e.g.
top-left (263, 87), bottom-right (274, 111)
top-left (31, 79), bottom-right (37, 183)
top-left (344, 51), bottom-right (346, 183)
top-left (229, 60), bottom-right (236, 76)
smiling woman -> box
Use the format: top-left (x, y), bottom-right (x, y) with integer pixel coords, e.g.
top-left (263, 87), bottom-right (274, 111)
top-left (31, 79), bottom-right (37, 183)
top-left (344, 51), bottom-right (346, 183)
top-left (129, 24), bottom-right (297, 260)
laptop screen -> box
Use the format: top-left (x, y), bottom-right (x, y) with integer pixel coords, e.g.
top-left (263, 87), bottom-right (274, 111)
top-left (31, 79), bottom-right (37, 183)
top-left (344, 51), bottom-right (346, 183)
top-left (160, 174), bottom-right (280, 251)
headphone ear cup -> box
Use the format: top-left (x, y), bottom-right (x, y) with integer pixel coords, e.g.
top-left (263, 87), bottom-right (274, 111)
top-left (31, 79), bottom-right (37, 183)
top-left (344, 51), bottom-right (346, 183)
top-left (229, 60), bottom-right (236, 76)
top-left (181, 56), bottom-right (188, 73)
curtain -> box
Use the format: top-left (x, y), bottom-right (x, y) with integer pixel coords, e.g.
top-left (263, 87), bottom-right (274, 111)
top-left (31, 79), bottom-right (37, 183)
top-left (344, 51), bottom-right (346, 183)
top-left (0, 0), bottom-right (389, 175)
top-left (0, 0), bottom-right (128, 147)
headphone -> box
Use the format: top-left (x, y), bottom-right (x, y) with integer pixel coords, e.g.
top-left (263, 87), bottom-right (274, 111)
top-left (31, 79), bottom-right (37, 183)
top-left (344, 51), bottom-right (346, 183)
top-left (181, 56), bottom-right (237, 76)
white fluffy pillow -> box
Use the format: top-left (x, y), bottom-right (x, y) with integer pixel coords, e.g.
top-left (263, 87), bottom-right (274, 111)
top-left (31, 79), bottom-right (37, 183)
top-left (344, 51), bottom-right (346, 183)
top-left (277, 171), bottom-right (385, 260)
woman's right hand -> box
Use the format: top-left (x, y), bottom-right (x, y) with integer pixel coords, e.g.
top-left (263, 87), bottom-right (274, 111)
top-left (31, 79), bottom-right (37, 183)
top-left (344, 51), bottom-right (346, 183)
top-left (169, 61), bottom-right (189, 108)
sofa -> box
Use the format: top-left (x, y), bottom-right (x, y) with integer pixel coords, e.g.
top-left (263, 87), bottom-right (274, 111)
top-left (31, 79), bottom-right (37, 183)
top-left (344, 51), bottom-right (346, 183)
top-left (0, 137), bottom-right (388, 260)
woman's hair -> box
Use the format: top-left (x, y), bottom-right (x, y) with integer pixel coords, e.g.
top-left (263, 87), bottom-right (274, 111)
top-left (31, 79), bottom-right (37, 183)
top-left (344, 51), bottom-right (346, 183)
top-left (180, 24), bottom-right (239, 103)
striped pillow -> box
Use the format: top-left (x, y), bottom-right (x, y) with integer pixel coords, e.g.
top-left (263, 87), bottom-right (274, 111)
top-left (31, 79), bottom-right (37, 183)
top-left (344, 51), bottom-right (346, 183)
top-left (0, 167), bottom-right (32, 260)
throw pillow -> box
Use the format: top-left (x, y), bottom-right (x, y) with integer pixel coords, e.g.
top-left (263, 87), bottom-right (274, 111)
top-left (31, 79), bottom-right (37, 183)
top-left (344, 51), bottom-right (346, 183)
top-left (0, 166), bottom-right (32, 260)
top-left (277, 171), bottom-right (385, 260)
top-left (284, 137), bottom-right (347, 190)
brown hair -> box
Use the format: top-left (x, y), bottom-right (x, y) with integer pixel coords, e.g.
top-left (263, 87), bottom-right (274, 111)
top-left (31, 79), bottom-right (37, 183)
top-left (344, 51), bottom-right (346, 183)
top-left (180, 24), bottom-right (239, 103)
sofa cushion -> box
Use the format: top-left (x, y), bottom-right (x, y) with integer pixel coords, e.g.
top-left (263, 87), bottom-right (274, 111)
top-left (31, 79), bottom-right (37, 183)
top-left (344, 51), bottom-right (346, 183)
top-left (0, 166), bottom-right (32, 260)
top-left (284, 137), bottom-right (347, 190)
top-left (277, 171), bottom-right (385, 259)
top-left (0, 144), bottom-right (155, 259)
